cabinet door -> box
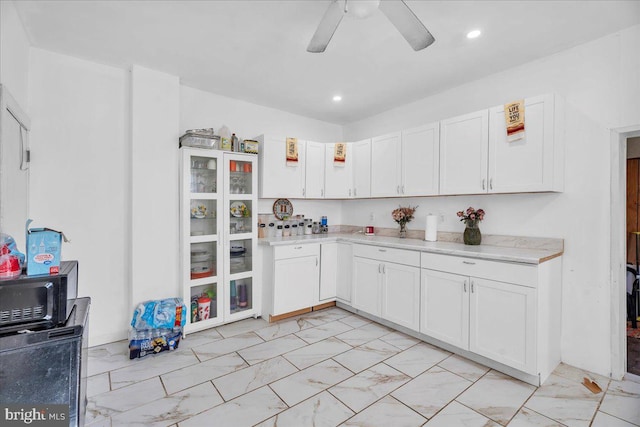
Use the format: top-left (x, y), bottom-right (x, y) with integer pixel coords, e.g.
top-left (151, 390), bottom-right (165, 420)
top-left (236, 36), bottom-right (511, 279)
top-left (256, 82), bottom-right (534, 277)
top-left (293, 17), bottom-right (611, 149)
top-left (320, 243), bottom-right (338, 302)
top-left (420, 269), bottom-right (469, 349)
top-left (439, 110), bottom-right (489, 195)
top-left (273, 255), bottom-right (319, 316)
top-left (381, 262), bottom-right (421, 331)
top-left (352, 256), bottom-right (381, 316)
top-left (401, 123), bottom-right (440, 196)
top-left (352, 139), bottom-right (371, 198)
top-left (371, 132), bottom-right (401, 197)
top-left (305, 141), bottom-right (325, 198)
top-left (336, 243), bottom-right (353, 303)
top-left (488, 94), bottom-right (555, 193)
top-left (325, 143), bottom-right (353, 198)
top-left (469, 278), bottom-right (536, 374)
top-left (257, 135), bottom-right (305, 198)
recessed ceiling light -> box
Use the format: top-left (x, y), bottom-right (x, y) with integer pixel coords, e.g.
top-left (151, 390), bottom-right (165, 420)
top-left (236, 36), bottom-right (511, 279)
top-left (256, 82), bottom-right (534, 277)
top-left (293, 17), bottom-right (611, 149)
top-left (467, 30), bottom-right (482, 39)
top-left (332, 95), bottom-right (342, 102)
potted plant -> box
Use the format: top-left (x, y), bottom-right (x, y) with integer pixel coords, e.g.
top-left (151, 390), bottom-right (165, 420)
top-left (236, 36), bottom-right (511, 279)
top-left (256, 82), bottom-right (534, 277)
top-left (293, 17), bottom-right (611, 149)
top-left (392, 205), bottom-right (417, 238)
top-left (457, 207), bottom-right (485, 245)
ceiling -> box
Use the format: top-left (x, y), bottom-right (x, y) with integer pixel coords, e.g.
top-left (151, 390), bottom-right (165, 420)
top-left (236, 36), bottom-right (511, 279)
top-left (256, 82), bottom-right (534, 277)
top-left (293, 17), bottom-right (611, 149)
top-left (12, 0), bottom-right (640, 125)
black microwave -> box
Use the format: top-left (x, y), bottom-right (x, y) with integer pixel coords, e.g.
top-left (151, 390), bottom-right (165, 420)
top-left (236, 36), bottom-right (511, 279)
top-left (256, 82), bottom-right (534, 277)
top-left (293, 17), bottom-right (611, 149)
top-left (0, 260), bottom-right (78, 333)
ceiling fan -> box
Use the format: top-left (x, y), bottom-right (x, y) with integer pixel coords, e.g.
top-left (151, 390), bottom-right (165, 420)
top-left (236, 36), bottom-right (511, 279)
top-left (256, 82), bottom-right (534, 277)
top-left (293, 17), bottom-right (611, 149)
top-left (307, 0), bottom-right (435, 53)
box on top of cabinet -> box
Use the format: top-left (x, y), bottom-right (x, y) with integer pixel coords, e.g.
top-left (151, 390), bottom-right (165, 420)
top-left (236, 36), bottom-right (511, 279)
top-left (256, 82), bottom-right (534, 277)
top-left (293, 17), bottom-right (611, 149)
top-left (25, 219), bottom-right (69, 276)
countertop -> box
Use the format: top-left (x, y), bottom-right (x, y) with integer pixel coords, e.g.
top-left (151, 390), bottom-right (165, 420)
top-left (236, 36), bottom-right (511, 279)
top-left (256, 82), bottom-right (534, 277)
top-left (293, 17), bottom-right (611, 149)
top-left (258, 233), bottom-right (563, 265)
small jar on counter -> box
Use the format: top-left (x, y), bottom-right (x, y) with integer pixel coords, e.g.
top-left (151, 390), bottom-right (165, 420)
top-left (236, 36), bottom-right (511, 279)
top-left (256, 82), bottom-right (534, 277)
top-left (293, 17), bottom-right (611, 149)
top-left (312, 222), bottom-right (321, 234)
top-left (275, 224), bottom-right (283, 237)
top-left (283, 224), bottom-right (291, 237)
top-left (305, 223), bottom-right (313, 235)
top-left (298, 222), bottom-right (305, 236)
top-left (268, 223), bottom-right (275, 238)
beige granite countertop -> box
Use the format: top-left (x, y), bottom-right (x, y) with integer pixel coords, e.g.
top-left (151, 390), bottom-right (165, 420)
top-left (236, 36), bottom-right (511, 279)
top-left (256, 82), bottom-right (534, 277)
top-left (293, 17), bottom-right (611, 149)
top-left (258, 232), bottom-right (563, 265)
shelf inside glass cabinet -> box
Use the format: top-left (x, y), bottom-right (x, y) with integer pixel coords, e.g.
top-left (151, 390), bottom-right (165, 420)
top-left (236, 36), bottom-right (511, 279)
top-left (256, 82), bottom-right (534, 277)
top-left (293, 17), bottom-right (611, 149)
top-left (190, 199), bottom-right (217, 236)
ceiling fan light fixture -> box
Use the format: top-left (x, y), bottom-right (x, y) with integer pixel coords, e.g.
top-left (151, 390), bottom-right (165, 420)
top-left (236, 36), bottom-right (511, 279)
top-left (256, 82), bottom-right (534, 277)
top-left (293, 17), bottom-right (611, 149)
top-left (466, 29), bottom-right (482, 39)
top-left (332, 95), bottom-right (343, 102)
top-left (349, 0), bottom-right (381, 19)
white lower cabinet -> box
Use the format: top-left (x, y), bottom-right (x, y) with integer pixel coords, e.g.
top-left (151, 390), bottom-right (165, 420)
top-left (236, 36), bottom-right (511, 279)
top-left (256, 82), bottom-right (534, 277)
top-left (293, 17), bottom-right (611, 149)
top-left (380, 262), bottom-right (420, 331)
top-left (421, 269), bottom-right (535, 374)
top-left (420, 269), bottom-right (469, 349)
top-left (352, 245), bottom-right (420, 331)
top-left (324, 242), bottom-right (352, 304)
top-left (265, 244), bottom-right (320, 318)
top-left (352, 256), bottom-right (382, 316)
top-left (469, 278), bottom-right (536, 374)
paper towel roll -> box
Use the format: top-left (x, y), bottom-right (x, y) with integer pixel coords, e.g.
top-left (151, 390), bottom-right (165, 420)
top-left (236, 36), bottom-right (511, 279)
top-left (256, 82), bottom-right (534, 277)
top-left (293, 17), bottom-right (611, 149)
top-left (425, 214), bottom-right (438, 241)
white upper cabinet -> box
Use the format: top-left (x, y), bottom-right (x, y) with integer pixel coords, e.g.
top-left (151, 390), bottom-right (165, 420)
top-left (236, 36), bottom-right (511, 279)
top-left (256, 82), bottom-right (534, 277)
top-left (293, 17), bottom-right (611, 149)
top-left (305, 141), bottom-right (326, 198)
top-left (371, 132), bottom-right (402, 197)
top-left (440, 94), bottom-right (563, 196)
top-left (352, 139), bottom-right (371, 198)
top-left (401, 123), bottom-right (440, 196)
top-left (439, 110), bottom-right (489, 195)
top-left (325, 143), bottom-right (353, 198)
top-left (488, 94), bottom-right (563, 193)
top-left (257, 135), bottom-right (305, 198)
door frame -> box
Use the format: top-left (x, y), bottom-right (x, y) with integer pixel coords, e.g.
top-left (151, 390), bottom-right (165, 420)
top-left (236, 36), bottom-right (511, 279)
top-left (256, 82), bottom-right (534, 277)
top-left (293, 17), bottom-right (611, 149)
top-left (611, 124), bottom-right (640, 380)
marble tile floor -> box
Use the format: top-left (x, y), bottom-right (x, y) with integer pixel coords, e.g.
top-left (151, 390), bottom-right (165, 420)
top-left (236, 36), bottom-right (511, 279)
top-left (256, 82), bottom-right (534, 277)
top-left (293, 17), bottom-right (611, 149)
top-left (87, 307), bottom-right (640, 427)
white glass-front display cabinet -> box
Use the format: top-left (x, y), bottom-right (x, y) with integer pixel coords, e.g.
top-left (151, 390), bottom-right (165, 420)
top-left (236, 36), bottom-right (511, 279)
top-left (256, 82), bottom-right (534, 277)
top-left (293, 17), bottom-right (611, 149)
top-left (224, 154), bottom-right (258, 322)
top-left (180, 148), bottom-right (259, 334)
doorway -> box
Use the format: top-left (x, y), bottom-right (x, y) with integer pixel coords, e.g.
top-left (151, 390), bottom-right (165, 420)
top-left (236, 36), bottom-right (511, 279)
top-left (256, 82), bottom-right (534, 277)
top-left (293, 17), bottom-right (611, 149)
top-left (611, 125), bottom-right (640, 381)
top-left (625, 137), bottom-right (640, 376)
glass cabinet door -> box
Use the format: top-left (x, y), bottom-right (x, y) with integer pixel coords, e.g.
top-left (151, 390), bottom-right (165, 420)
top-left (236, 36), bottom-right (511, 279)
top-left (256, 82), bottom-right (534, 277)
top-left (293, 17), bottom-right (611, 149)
top-left (182, 149), bottom-right (223, 333)
top-left (224, 153), bottom-right (258, 319)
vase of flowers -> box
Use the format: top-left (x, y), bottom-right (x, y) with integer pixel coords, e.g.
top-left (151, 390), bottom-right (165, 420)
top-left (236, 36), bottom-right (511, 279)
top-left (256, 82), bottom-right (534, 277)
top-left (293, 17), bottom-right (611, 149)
top-left (457, 207), bottom-right (485, 245)
top-left (392, 205), bottom-right (417, 238)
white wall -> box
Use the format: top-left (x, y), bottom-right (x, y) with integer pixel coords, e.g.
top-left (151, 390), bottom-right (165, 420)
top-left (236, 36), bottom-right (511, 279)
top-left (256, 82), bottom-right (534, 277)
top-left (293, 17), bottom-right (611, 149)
top-left (180, 86), bottom-right (344, 224)
top-left (341, 25), bottom-right (640, 377)
top-left (0, 0), bottom-right (30, 110)
top-left (130, 66), bottom-right (180, 307)
top-left (28, 48), bottom-right (129, 346)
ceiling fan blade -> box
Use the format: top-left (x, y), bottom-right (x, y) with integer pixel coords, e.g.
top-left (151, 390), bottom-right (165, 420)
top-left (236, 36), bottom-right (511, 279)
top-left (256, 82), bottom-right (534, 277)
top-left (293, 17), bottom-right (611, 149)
top-left (307, 0), bottom-right (345, 53)
top-left (378, 0), bottom-right (435, 51)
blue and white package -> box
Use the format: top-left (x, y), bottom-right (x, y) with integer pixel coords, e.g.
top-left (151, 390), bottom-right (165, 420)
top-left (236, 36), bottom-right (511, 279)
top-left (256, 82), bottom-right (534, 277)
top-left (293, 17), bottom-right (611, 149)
top-left (131, 298), bottom-right (187, 330)
top-left (25, 219), bottom-right (69, 276)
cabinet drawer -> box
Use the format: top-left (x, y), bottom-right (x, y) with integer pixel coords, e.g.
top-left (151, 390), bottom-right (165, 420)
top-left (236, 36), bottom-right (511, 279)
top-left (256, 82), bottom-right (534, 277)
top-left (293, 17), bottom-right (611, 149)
top-left (353, 244), bottom-right (420, 267)
top-left (421, 252), bottom-right (537, 287)
top-left (274, 243), bottom-right (320, 260)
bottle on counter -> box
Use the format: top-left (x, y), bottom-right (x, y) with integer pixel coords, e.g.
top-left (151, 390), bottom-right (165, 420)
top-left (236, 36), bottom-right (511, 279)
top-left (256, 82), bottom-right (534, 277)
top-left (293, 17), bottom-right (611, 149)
top-left (283, 223), bottom-right (291, 237)
top-left (275, 224), bottom-right (283, 237)
top-left (230, 280), bottom-right (238, 311)
top-left (268, 223), bottom-right (275, 237)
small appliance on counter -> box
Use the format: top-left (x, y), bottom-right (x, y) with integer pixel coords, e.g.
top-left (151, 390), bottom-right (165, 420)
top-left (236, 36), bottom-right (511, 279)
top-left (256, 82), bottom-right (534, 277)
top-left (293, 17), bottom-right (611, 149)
top-left (0, 260), bottom-right (78, 335)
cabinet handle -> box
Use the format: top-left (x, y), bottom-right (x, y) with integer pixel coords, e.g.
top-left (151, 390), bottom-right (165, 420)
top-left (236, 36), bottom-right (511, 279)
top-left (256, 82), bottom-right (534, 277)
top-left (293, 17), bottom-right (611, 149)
top-left (354, 188), bottom-right (357, 197)
top-left (294, 246), bottom-right (303, 249)
top-left (349, 189), bottom-right (352, 197)
top-left (490, 178), bottom-right (493, 190)
top-left (464, 281), bottom-right (467, 292)
top-left (462, 260), bottom-right (476, 265)
top-left (471, 282), bottom-right (475, 293)
top-left (378, 264), bottom-right (382, 273)
top-left (397, 185), bottom-right (400, 194)
top-left (378, 249), bottom-right (387, 252)
top-left (316, 257), bottom-right (318, 267)
top-left (482, 179), bottom-right (486, 190)
top-left (383, 264), bottom-right (386, 274)
top-left (303, 188), bottom-right (306, 196)
top-left (321, 189), bottom-right (324, 197)
top-left (402, 185), bottom-right (405, 194)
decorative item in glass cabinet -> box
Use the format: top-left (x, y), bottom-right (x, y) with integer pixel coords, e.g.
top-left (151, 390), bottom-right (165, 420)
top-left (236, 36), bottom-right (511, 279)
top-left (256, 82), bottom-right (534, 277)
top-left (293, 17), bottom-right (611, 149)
top-left (457, 207), bottom-right (485, 245)
top-left (392, 205), bottom-right (417, 238)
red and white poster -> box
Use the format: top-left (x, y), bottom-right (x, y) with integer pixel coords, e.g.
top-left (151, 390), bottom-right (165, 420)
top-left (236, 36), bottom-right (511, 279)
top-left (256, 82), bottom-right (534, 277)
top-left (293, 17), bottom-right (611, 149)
top-left (334, 143), bottom-right (346, 166)
top-left (504, 100), bottom-right (525, 142)
top-left (286, 137), bottom-right (298, 166)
